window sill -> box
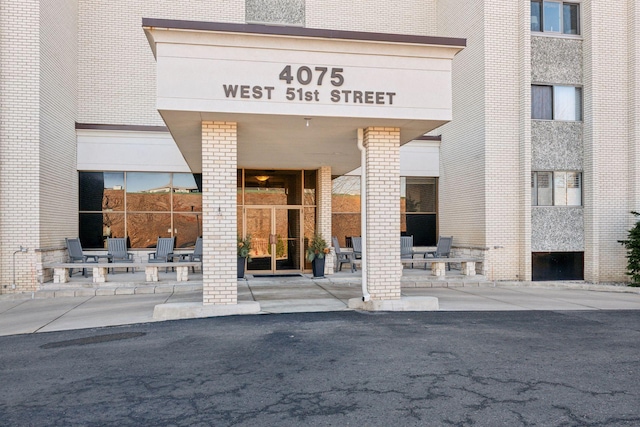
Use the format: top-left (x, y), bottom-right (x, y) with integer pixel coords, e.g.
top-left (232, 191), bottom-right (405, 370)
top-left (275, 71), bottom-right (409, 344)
top-left (532, 205), bottom-right (583, 208)
top-left (531, 32), bottom-right (582, 41)
top-left (531, 119), bottom-right (583, 123)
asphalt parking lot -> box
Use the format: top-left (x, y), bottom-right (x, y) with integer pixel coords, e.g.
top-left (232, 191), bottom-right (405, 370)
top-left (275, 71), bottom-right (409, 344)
top-left (1, 310), bottom-right (639, 426)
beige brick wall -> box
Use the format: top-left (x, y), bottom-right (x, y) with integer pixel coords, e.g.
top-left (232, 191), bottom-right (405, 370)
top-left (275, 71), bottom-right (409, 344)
top-left (201, 122), bottom-right (238, 305)
top-left (364, 127), bottom-right (402, 300)
top-left (436, 0), bottom-right (487, 249)
top-left (630, 2), bottom-right (640, 227)
top-left (0, 0), bottom-right (77, 293)
top-left (583, 0), bottom-right (631, 283)
top-left (518, 0), bottom-right (533, 281)
top-left (0, 0), bottom-right (41, 292)
top-left (39, 0), bottom-right (79, 249)
top-left (77, 1), bottom-right (438, 128)
top-left (484, 0), bottom-right (529, 281)
top-left (436, 0), bottom-right (530, 281)
top-left (77, 0), bottom-right (245, 127)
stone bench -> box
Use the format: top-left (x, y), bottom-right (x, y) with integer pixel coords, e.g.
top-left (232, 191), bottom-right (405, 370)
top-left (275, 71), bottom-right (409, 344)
top-left (401, 257), bottom-right (481, 277)
top-left (45, 262), bottom-right (202, 284)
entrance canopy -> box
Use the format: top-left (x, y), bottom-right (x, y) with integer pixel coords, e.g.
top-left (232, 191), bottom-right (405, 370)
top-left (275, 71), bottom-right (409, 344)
top-left (143, 19), bottom-right (465, 174)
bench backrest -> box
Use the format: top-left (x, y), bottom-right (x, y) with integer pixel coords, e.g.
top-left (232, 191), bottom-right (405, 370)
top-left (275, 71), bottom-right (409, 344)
top-left (351, 236), bottom-right (362, 254)
top-left (65, 238), bottom-right (84, 261)
top-left (192, 237), bottom-right (203, 260)
top-left (400, 235), bottom-right (413, 257)
top-left (332, 236), bottom-right (343, 254)
top-left (107, 238), bottom-right (129, 259)
top-left (435, 236), bottom-right (453, 257)
top-left (155, 237), bottom-right (175, 258)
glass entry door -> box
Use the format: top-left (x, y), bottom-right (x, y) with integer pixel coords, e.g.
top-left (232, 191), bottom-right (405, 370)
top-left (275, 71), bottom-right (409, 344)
top-left (245, 207), bottom-right (302, 274)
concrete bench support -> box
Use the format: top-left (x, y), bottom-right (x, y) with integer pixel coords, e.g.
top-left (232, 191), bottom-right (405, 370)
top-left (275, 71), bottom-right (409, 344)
top-left (400, 257), bottom-right (480, 277)
top-left (93, 266), bottom-right (108, 283)
top-left (460, 261), bottom-right (476, 276)
top-left (53, 268), bottom-right (69, 284)
top-left (145, 266), bottom-right (159, 282)
top-left (432, 262), bottom-right (447, 277)
top-left (46, 262), bottom-right (201, 284)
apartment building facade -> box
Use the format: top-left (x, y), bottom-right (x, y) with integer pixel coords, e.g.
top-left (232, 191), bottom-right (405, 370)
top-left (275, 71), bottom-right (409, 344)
top-left (1, 1), bottom-right (638, 299)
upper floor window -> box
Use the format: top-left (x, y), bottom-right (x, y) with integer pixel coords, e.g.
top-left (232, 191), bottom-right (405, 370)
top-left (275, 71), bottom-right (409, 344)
top-left (531, 1), bottom-right (580, 35)
top-left (532, 171), bottom-right (582, 206)
top-left (532, 85), bottom-right (582, 121)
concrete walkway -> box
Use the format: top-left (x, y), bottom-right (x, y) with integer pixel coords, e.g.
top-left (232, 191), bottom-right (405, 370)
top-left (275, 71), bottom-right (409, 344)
top-left (1, 270), bottom-right (640, 336)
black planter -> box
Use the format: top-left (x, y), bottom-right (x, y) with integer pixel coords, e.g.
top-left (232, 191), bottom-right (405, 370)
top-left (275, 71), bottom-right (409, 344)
top-left (312, 257), bottom-right (325, 278)
top-left (237, 257), bottom-right (246, 278)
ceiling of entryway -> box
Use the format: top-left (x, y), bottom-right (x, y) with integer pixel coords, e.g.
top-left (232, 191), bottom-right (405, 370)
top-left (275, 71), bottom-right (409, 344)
top-left (161, 110), bottom-right (447, 175)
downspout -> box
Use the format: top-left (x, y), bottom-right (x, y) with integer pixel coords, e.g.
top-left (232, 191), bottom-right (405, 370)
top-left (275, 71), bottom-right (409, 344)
top-left (357, 129), bottom-right (370, 302)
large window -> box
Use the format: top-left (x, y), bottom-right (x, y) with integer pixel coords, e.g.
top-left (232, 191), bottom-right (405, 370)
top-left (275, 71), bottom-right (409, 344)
top-left (531, 1), bottom-right (580, 35)
top-left (331, 176), bottom-right (438, 247)
top-left (532, 171), bottom-right (582, 206)
top-left (79, 172), bottom-right (202, 249)
top-left (532, 85), bottom-right (582, 121)
top-left (401, 177), bottom-right (438, 246)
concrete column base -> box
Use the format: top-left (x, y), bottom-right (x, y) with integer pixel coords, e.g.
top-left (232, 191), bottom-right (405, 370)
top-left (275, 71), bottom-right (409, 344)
top-left (153, 301), bottom-right (261, 320)
top-left (347, 296), bottom-right (439, 311)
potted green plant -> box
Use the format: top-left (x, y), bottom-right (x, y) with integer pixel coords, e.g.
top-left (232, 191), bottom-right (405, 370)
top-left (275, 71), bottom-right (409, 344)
top-left (306, 233), bottom-right (329, 278)
top-left (237, 235), bottom-right (252, 278)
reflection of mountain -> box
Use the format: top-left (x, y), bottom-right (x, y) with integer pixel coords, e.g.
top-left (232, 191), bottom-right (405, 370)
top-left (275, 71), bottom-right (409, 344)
top-left (97, 190), bottom-right (408, 250)
top-left (99, 190), bottom-right (201, 248)
top-left (139, 185), bottom-right (200, 194)
top-left (103, 189), bottom-right (125, 211)
top-left (244, 191), bottom-right (288, 205)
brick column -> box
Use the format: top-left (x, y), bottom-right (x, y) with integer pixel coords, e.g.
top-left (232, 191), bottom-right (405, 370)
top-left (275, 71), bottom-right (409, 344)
top-left (202, 121), bottom-right (237, 305)
top-left (364, 127), bottom-right (402, 300)
top-left (317, 166), bottom-right (334, 274)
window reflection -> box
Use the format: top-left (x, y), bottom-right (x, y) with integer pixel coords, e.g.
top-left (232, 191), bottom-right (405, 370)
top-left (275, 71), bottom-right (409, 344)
top-left (332, 176), bottom-right (361, 213)
top-left (402, 177), bottom-right (437, 213)
top-left (543, 1), bottom-right (561, 32)
top-left (244, 170), bottom-right (302, 206)
top-left (304, 170), bottom-right (317, 205)
top-left (79, 172), bottom-right (124, 211)
top-left (173, 173), bottom-right (202, 212)
top-left (127, 213), bottom-right (171, 248)
top-left (126, 172), bottom-right (171, 211)
top-left (174, 213), bottom-right (202, 248)
top-left (79, 212), bottom-right (125, 249)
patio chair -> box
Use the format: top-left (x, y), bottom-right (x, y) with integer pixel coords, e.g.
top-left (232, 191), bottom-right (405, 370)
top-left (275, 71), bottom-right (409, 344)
top-left (351, 236), bottom-right (362, 259)
top-left (65, 237), bottom-right (99, 277)
top-left (148, 237), bottom-right (175, 272)
top-left (180, 236), bottom-right (202, 273)
top-left (107, 237), bottom-right (134, 273)
top-left (332, 236), bottom-right (356, 272)
top-left (425, 236), bottom-right (453, 271)
top-left (401, 235), bottom-right (415, 268)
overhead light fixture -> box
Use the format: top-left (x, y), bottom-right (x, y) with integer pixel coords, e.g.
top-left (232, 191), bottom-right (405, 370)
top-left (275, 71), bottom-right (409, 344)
top-left (255, 175), bottom-right (270, 182)
top-left (304, 118), bottom-right (311, 127)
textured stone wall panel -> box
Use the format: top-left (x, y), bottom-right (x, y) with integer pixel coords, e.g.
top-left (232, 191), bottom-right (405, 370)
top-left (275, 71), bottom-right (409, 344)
top-left (246, 0), bottom-right (304, 26)
top-left (531, 207), bottom-right (584, 251)
top-left (532, 121), bottom-right (583, 170)
top-left (532, 36), bottom-right (582, 85)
